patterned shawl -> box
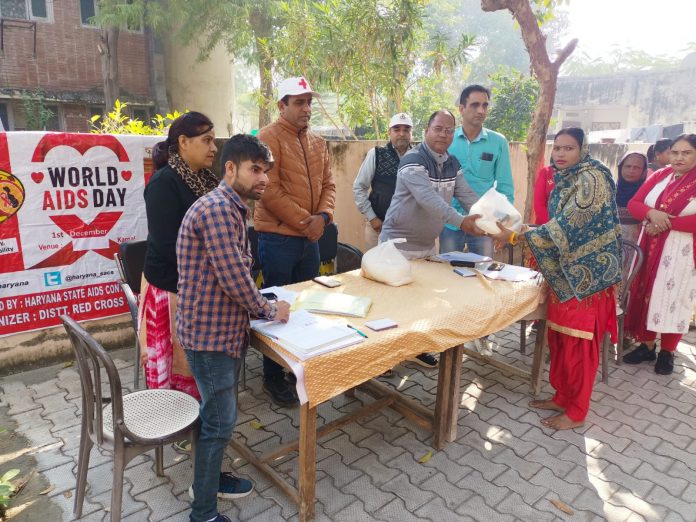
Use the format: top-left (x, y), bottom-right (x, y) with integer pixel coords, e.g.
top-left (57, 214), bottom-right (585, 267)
top-left (526, 151), bottom-right (623, 303)
top-left (168, 149), bottom-right (219, 198)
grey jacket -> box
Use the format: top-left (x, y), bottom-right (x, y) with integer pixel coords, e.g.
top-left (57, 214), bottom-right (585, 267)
top-left (380, 142), bottom-right (478, 253)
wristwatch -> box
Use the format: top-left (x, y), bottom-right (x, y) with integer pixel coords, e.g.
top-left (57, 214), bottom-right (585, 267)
top-left (319, 212), bottom-right (330, 225)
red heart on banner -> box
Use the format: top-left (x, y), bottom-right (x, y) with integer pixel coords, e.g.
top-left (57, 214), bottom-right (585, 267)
top-left (31, 171), bottom-right (44, 183)
top-left (121, 170), bottom-right (132, 181)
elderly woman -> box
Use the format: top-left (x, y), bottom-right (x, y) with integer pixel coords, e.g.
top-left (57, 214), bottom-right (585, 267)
top-left (616, 151), bottom-right (649, 244)
top-left (494, 128), bottom-right (622, 430)
top-left (623, 134), bottom-right (696, 375)
top-left (140, 112), bottom-right (219, 403)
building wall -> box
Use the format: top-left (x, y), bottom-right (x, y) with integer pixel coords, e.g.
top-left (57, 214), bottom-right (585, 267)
top-left (0, 2), bottom-right (149, 98)
top-left (163, 41), bottom-right (235, 136)
top-left (554, 64), bottom-right (696, 131)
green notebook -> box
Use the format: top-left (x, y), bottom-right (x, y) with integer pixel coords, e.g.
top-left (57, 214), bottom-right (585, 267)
top-left (291, 290), bottom-right (373, 318)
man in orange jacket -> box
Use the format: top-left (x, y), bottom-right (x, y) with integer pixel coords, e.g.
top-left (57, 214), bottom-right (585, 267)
top-left (254, 77), bottom-right (336, 405)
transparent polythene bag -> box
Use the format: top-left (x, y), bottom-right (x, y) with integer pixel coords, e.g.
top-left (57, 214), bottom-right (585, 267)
top-left (469, 187), bottom-right (523, 234)
top-left (360, 238), bottom-right (414, 287)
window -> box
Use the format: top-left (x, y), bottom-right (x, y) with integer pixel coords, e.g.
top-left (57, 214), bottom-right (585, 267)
top-left (0, 0), bottom-right (50, 20)
top-left (131, 107), bottom-right (149, 122)
top-left (79, 0), bottom-right (96, 25)
top-left (43, 104), bottom-right (60, 131)
top-left (0, 103), bottom-right (9, 131)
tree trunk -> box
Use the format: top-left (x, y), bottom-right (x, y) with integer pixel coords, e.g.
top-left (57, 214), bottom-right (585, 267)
top-left (250, 8), bottom-right (273, 128)
top-left (100, 26), bottom-right (121, 112)
top-left (480, 0), bottom-right (576, 222)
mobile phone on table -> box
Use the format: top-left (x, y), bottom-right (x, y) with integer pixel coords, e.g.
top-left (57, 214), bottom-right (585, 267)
top-left (313, 276), bottom-right (342, 288)
top-left (261, 291), bottom-right (278, 301)
top-left (487, 262), bottom-right (505, 271)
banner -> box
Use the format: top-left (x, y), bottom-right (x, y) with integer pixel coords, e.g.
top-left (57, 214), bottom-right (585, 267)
top-left (0, 132), bottom-right (160, 336)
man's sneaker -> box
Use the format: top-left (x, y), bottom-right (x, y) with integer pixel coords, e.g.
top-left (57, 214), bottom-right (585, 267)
top-left (473, 337), bottom-right (493, 356)
top-left (622, 343), bottom-right (656, 364)
top-left (408, 353), bottom-right (438, 369)
top-left (189, 472), bottom-right (254, 501)
top-left (263, 377), bottom-right (298, 406)
top-left (172, 439), bottom-right (191, 453)
top-left (655, 350), bottom-right (675, 375)
top-left (189, 514), bottom-right (231, 522)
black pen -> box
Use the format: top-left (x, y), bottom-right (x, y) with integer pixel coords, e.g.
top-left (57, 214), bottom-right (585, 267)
top-left (346, 324), bottom-right (368, 338)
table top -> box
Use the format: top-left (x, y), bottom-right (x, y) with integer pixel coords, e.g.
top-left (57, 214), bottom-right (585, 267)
top-left (251, 260), bottom-right (542, 407)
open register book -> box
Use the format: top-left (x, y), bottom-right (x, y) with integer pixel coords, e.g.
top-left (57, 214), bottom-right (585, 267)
top-left (251, 309), bottom-right (364, 360)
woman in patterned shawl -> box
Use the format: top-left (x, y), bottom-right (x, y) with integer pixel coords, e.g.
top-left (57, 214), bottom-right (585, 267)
top-left (140, 112), bottom-right (219, 414)
top-left (493, 128), bottom-right (622, 430)
top-left (622, 134), bottom-right (696, 375)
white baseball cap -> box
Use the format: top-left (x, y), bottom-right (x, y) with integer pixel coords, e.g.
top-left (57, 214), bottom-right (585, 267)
top-left (389, 112), bottom-right (413, 128)
top-left (277, 77), bottom-right (319, 101)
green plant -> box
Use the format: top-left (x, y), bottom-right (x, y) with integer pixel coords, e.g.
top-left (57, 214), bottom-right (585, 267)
top-left (21, 90), bottom-right (55, 130)
top-left (0, 468), bottom-right (20, 517)
top-left (90, 100), bottom-right (186, 135)
top-left (486, 67), bottom-right (539, 142)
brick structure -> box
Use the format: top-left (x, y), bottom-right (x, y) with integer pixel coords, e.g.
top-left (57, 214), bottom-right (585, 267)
top-left (0, 1), bottom-right (154, 132)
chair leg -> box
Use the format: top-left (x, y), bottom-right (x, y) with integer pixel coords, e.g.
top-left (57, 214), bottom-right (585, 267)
top-left (133, 337), bottom-right (140, 390)
top-left (519, 320), bottom-right (527, 355)
top-left (617, 314), bottom-right (625, 365)
top-left (601, 333), bottom-right (609, 384)
top-left (189, 425), bottom-right (199, 471)
top-left (73, 426), bottom-right (92, 517)
top-left (111, 451), bottom-right (126, 522)
top-left (155, 445), bottom-right (164, 476)
top-left (241, 359), bottom-right (247, 390)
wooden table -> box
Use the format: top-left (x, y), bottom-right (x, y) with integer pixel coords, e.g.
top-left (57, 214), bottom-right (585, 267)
top-left (231, 261), bottom-right (542, 521)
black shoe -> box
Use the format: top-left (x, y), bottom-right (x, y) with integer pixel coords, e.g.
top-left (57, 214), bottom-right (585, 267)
top-left (408, 353), bottom-right (438, 369)
top-left (622, 343), bottom-right (656, 364)
top-left (263, 377), bottom-right (298, 406)
top-left (655, 351), bottom-right (675, 375)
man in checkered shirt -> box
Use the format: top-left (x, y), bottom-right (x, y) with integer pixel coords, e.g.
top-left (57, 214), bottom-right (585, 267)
top-left (176, 134), bottom-right (290, 522)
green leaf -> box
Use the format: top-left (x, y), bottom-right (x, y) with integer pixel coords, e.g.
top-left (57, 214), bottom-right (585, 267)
top-left (0, 469), bottom-right (20, 482)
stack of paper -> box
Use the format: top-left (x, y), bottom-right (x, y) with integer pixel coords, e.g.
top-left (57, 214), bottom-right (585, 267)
top-left (251, 310), bottom-right (364, 360)
top-left (454, 263), bottom-right (540, 282)
top-left (434, 251), bottom-right (493, 263)
top-left (291, 290), bottom-right (372, 317)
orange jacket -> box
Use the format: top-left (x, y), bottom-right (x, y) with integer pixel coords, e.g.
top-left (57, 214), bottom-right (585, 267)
top-left (254, 117), bottom-right (336, 237)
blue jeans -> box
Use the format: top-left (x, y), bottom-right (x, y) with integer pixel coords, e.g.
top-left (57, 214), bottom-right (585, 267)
top-left (439, 227), bottom-right (493, 258)
top-left (185, 350), bottom-right (242, 522)
top-left (258, 233), bottom-right (320, 379)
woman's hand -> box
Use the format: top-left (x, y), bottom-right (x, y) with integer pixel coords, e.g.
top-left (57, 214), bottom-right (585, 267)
top-left (647, 209), bottom-right (673, 234)
top-left (490, 222), bottom-right (514, 251)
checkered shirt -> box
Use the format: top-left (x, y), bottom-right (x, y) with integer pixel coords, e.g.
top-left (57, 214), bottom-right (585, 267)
top-left (176, 181), bottom-right (276, 355)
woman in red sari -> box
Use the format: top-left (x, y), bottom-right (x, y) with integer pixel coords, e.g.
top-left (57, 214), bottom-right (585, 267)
top-left (494, 128), bottom-right (622, 430)
top-left (623, 134), bottom-right (696, 375)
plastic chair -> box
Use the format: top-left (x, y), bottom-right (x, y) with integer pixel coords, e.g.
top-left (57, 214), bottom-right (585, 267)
top-left (601, 239), bottom-right (644, 382)
top-left (62, 315), bottom-right (199, 522)
top-left (114, 240), bottom-right (147, 389)
top-left (335, 242), bottom-right (363, 273)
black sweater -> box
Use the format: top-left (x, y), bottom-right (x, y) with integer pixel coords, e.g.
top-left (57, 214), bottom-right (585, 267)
top-left (143, 165), bottom-right (200, 293)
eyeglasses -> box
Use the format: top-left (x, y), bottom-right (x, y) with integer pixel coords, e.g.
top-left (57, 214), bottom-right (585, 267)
top-left (430, 126), bottom-right (455, 136)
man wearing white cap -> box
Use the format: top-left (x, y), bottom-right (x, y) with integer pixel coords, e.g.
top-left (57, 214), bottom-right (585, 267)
top-left (352, 112), bottom-right (413, 249)
top-left (254, 76), bottom-right (336, 406)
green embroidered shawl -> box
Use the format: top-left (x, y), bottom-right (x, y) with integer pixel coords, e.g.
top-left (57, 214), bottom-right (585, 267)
top-left (526, 153), bottom-right (622, 303)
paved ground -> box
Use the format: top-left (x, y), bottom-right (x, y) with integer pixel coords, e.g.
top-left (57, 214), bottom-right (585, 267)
top-left (2, 323), bottom-right (696, 522)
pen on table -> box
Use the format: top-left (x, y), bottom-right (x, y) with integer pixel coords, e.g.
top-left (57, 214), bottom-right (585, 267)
top-left (346, 324), bottom-right (368, 338)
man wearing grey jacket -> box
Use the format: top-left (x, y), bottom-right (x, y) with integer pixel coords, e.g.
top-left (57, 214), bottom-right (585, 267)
top-left (380, 109), bottom-right (485, 259)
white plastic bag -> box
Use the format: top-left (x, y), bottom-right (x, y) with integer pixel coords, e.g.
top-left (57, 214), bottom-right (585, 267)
top-left (469, 187), bottom-right (523, 234)
top-left (361, 238), bottom-right (413, 287)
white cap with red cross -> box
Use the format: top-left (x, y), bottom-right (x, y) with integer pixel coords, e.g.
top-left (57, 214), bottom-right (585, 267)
top-left (277, 77), bottom-right (319, 102)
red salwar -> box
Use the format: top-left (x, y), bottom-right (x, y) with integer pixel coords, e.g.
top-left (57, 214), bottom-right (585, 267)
top-left (546, 287), bottom-right (617, 422)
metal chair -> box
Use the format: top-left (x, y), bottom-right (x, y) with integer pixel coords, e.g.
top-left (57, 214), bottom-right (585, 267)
top-left (114, 240), bottom-right (147, 389)
top-left (600, 239), bottom-right (644, 382)
top-left (61, 315), bottom-right (199, 522)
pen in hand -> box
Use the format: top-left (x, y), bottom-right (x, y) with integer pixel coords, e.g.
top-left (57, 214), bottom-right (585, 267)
top-left (346, 324), bottom-right (368, 338)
